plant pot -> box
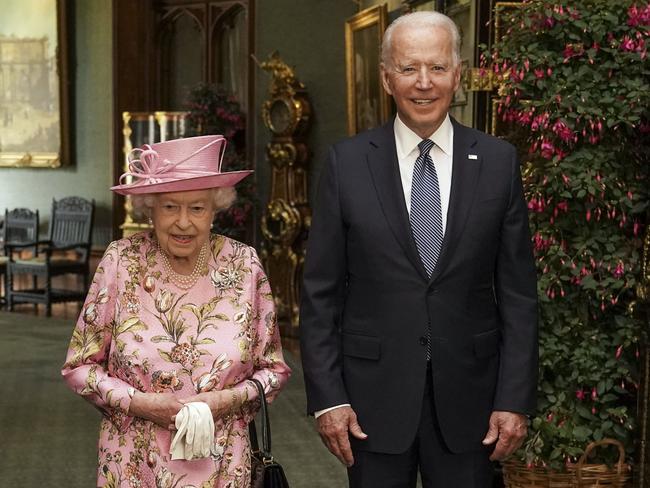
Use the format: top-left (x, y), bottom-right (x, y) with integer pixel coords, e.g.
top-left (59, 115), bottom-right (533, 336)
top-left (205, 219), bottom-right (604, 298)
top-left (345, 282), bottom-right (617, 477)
top-left (502, 439), bottom-right (632, 487)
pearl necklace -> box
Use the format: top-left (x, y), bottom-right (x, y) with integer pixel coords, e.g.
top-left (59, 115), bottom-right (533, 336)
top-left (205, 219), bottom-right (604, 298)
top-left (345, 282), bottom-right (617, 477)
top-left (158, 241), bottom-right (208, 290)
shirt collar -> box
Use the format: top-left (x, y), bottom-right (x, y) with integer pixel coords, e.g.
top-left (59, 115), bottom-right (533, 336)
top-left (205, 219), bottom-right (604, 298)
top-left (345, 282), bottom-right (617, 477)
top-left (394, 114), bottom-right (453, 159)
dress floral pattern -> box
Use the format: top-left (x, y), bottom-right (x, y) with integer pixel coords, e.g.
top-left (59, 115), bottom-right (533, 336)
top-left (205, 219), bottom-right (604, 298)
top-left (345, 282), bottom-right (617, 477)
top-left (62, 231), bottom-right (290, 488)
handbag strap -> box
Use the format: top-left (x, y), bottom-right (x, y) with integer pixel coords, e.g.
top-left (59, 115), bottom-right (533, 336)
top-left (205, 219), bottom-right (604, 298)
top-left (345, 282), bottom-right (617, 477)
top-left (248, 378), bottom-right (272, 458)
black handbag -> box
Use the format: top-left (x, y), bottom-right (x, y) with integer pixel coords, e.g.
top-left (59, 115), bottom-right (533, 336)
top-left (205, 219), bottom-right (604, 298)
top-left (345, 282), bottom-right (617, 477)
top-left (249, 378), bottom-right (290, 488)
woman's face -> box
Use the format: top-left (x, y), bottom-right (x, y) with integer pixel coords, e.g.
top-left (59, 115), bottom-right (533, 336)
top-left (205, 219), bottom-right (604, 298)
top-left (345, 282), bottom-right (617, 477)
top-left (151, 189), bottom-right (215, 262)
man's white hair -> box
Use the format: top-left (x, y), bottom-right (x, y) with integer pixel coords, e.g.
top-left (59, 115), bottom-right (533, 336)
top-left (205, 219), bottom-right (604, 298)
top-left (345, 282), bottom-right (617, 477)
top-left (381, 11), bottom-right (461, 67)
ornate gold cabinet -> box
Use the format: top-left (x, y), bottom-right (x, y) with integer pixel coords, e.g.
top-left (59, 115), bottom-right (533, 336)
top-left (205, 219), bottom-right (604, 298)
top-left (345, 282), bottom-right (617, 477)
top-left (258, 53), bottom-right (311, 333)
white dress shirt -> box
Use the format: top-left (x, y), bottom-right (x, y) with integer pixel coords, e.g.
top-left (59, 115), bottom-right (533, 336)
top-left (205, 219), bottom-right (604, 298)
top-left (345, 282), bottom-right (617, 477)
top-left (395, 113), bottom-right (454, 231)
top-left (314, 115), bottom-right (455, 419)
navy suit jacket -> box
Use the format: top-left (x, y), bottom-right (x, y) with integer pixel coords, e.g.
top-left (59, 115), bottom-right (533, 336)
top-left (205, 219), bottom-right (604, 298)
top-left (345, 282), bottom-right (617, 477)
top-left (299, 118), bottom-right (538, 454)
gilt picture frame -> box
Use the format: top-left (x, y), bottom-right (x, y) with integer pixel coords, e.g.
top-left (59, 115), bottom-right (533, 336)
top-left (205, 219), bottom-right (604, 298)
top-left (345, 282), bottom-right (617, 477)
top-left (345, 5), bottom-right (390, 135)
top-left (0, 0), bottom-right (72, 168)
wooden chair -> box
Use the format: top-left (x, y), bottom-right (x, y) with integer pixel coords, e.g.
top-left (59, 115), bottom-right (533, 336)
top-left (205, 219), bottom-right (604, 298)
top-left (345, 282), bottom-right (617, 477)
top-left (6, 197), bottom-right (95, 316)
top-left (0, 208), bottom-right (40, 308)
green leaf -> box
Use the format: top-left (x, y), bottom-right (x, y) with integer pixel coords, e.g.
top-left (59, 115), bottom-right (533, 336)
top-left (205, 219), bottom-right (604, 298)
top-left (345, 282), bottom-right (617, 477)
top-left (573, 426), bottom-right (591, 441)
top-left (150, 335), bottom-right (172, 343)
top-left (158, 349), bottom-right (173, 362)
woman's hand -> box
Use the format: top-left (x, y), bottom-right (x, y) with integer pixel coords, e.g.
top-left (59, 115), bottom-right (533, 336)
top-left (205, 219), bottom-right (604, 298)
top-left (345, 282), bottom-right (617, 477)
top-left (179, 390), bottom-right (241, 422)
top-left (128, 392), bottom-right (184, 430)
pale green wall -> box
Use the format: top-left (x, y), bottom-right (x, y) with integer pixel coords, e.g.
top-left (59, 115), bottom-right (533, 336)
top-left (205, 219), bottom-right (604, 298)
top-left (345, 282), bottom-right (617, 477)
top-left (0, 0), bottom-right (113, 246)
top-left (253, 0), bottom-right (358, 215)
top-left (1, 0), bottom-right (364, 248)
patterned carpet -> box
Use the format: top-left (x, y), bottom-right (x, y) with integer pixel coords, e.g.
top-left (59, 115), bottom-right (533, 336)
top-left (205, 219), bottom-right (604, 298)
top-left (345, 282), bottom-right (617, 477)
top-left (0, 311), bottom-right (347, 487)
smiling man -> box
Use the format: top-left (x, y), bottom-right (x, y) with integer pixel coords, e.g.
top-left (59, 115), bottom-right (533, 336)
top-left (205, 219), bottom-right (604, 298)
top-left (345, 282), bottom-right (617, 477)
top-left (300, 11), bottom-right (538, 488)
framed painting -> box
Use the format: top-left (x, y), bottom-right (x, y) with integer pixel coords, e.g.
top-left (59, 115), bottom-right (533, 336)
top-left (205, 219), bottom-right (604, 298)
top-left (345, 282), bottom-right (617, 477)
top-left (494, 1), bottom-right (523, 43)
top-left (345, 5), bottom-right (390, 135)
top-left (0, 0), bottom-right (72, 168)
top-left (402, 0), bottom-right (439, 13)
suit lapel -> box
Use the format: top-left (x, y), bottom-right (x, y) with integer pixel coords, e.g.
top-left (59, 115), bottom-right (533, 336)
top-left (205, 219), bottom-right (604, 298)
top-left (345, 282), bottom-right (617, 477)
top-left (366, 121), bottom-right (429, 281)
top-left (428, 120), bottom-right (481, 285)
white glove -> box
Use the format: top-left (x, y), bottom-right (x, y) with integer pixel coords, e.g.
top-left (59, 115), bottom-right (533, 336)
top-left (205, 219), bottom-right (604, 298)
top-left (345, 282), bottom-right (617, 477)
top-left (170, 402), bottom-right (215, 460)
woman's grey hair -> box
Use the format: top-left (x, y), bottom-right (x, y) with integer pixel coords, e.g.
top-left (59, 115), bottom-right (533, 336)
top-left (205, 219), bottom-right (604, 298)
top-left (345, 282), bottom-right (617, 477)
top-left (131, 187), bottom-right (237, 219)
top-left (381, 11), bottom-right (461, 67)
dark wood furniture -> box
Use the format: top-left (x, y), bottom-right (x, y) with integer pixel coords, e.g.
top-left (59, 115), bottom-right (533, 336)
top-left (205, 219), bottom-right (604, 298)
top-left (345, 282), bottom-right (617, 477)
top-left (0, 208), bottom-right (40, 307)
top-left (6, 197), bottom-right (94, 316)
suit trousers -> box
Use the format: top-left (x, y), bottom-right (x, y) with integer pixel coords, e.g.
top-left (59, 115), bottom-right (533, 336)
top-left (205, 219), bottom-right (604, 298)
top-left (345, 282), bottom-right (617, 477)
top-left (347, 365), bottom-right (494, 488)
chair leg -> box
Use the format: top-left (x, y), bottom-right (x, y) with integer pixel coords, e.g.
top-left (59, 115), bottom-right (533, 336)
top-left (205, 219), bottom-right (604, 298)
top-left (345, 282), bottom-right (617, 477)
top-left (45, 273), bottom-right (52, 317)
top-left (7, 269), bottom-right (14, 311)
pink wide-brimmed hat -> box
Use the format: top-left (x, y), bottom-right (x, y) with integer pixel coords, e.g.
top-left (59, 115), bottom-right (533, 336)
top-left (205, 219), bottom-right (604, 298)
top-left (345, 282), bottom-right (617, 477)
top-left (111, 135), bottom-right (252, 195)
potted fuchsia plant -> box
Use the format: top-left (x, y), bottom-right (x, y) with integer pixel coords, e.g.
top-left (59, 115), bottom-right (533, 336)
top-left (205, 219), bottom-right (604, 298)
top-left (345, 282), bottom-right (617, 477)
top-left (482, 0), bottom-right (649, 477)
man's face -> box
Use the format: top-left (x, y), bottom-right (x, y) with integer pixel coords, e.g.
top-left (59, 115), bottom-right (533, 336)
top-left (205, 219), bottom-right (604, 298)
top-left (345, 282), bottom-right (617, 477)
top-left (381, 24), bottom-right (461, 139)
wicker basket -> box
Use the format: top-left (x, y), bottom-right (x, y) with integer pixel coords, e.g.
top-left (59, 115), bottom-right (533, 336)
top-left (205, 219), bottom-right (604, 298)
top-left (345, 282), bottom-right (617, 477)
top-left (502, 439), bottom-right (632, 487)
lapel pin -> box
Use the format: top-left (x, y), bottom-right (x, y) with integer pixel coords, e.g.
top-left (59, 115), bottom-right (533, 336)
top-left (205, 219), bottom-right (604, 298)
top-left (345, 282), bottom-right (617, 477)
top-left (468, 154), bottom-right (478, 160)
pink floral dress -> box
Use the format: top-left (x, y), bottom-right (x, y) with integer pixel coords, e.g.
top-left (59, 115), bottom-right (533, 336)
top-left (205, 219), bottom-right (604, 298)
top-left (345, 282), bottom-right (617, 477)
top-left (62, 232), bottom-right (291, 488)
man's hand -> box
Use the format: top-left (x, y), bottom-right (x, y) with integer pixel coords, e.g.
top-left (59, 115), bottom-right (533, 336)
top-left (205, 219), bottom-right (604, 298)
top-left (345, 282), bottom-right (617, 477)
top-left (482, 411), bottom-right (528, 461)
top-left (317, 406), bottom-right (368, 467)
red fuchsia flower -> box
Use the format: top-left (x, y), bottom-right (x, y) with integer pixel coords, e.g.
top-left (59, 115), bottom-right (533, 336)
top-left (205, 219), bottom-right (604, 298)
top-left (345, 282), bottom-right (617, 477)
top-left (591, 387), bottom-right (598, 400)
top-left (518, 110), bottom-right (533, 125)
top-left (563, 43), bottom-right (584, 61)
top-left (576, 389), bottom-right (585, 400)
top-left (543, 16), bottom-right (555, 28)
top-left (534, 68), bottom-right (545, 79)
top-left (628, 3), bottom-right (650, 27)
top-left (620, 35), bottom-right (637, 52)
top-left (614, 261), bottom-right (625, 278)
top-left (531, 112), bottom-right (550, 131)
top-left (540, 140), bottom-right (555, 159)
top-left (557, 201), bottom-right (568, 212)
top-left (616, 345), bottom-right (624, 359)
top-left (546, 412), bottom-right (554, 422)
top-left (552, 120), bottom-right (574, 143)
top-left (568, 7), bottom-right (581, 20)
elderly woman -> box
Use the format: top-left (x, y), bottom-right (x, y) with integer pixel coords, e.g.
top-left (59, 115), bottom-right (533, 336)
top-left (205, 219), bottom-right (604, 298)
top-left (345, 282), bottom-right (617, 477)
top-left (62, 135), bottom-right (290, 487)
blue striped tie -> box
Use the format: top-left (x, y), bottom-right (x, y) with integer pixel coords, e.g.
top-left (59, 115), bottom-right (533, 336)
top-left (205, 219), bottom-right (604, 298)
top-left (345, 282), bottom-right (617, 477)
top-left (410, 139), bottom-right (444, 278)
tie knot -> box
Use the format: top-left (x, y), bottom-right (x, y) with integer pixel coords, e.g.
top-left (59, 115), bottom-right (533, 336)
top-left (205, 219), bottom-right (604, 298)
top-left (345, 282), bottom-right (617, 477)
top-left (418, 139), bottom-right (434, 156)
